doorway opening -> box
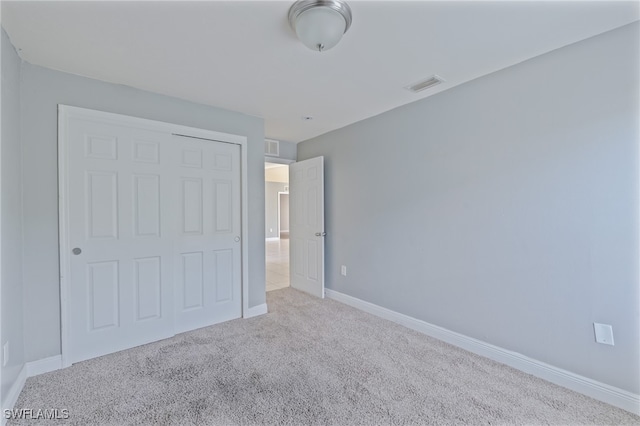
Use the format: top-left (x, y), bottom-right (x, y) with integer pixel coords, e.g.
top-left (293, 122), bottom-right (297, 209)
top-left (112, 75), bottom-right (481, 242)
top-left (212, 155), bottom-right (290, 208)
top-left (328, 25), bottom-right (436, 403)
top-left (265, 162), bottom-right (290, 292)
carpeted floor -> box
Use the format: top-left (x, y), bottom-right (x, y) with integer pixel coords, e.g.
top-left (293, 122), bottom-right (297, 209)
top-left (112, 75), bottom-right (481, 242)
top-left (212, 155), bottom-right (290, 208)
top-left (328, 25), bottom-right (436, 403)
top-left (9, 288), bottom-right (640, 425)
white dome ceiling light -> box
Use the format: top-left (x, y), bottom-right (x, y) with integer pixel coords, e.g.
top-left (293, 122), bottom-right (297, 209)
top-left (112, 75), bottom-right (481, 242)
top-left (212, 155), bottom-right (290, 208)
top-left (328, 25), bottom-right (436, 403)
top-left (288, 0), bottom-right (353, 52)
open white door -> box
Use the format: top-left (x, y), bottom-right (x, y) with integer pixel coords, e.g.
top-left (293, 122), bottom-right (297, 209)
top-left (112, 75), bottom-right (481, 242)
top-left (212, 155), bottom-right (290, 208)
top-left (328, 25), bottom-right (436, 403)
top-left (289, 156), bottom-right (325, 298)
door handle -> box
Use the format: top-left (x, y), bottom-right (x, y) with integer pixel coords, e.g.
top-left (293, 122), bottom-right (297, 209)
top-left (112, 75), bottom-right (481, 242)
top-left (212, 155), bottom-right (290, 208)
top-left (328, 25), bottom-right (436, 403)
top-left (315, 232), bottom-right (327, 237)
top-left (72, 248), bottom-right (82, 255)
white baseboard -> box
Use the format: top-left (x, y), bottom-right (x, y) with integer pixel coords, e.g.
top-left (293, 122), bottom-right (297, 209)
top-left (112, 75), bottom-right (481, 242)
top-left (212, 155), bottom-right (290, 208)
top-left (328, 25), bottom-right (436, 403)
top-left (1, 355), bottom-right (65, 424)
top-left (26, 355), bottom-right (62, 377)
top-left (243, 303), bottom-right (268, 319)
top-left (1, 364), bottom-right (27, 425)
top-left (265, 237), bottom-right (279, 241)
top-left (325, 289), bottom-right (640, 415)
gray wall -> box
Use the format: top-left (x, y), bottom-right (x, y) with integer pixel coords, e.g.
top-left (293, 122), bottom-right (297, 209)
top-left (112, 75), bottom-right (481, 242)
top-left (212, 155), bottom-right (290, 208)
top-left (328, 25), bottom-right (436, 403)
top-left (298, 22), bottom-right (640, 393)
top-left (265, 182), bottom-right (288, 238)
top-left (20, 61), bottom-right (266, 362)
top-left (1, 28), bottom-right (25, 404)
top-left (267, 139), bottom-right (297, 162)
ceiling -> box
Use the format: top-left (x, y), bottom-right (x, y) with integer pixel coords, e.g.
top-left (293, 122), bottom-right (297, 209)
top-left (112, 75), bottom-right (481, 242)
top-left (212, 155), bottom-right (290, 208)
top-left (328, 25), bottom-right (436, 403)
top-left (2, 1), bottom-right (638, 143)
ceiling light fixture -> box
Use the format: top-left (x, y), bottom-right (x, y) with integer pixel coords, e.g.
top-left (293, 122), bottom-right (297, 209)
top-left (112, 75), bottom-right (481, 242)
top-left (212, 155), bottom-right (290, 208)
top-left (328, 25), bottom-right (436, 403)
top-left (288, 0), bottom-right (353, 52)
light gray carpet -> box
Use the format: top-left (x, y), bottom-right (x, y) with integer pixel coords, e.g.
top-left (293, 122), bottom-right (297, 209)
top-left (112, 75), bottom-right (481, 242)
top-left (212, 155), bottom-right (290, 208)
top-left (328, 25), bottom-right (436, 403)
top-left (10, 288), bottom-right (640, 425)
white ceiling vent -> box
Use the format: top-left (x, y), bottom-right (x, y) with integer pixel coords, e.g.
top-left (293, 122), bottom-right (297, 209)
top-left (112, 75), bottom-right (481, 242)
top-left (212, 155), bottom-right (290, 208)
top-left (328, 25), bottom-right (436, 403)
top-left (265, 139), bottom-right (280, 157)
top-left (405, 75), bottom-right (445, 93)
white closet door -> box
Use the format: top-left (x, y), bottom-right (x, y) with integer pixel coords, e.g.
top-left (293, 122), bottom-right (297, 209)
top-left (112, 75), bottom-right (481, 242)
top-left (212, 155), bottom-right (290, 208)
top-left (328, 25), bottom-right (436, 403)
top-left (172, 136), bottom-right (242, 333)
top-left (64, 112), bottom-right (242, 364)
top-left (67, 119), bottom-right (175, 363)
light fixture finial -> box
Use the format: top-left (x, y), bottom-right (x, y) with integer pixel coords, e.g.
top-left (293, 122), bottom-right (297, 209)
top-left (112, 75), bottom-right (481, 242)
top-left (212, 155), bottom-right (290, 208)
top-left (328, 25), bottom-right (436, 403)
top-left (288, 0), bottom-right (353, 52)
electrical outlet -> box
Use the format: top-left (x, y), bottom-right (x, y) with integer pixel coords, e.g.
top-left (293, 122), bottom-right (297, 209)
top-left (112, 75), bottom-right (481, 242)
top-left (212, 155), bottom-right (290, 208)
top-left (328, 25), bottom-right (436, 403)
top-left (3, 342), bottom-right (9, 367)
top-left (341, 265), bottom-right (347, 276)
top-left (270, 228), bottom-right (273, 233)
top-left (593, 323), bottom-right (615, 346)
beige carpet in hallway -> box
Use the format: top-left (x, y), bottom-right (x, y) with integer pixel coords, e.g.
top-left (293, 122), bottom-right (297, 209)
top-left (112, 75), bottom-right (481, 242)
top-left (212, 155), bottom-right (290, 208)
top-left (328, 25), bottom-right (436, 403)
top-left (9, 288), bottom-right (639, 425)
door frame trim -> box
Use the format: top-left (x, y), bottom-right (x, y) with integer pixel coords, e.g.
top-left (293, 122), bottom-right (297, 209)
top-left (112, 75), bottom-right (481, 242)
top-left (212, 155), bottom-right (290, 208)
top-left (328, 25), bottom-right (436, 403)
top-left (58, 105), bottom-right (250, 368)
top-left (277, 191), bottom-right (289, 238)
